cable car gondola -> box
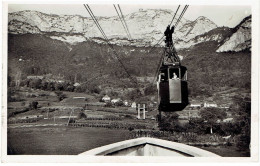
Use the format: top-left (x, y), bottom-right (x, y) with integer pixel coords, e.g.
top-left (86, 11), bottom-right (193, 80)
top-left (157, 25), bottom-right (189, 112)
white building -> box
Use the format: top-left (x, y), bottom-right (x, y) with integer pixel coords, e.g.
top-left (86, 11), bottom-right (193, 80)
top-left (131, 102), bottom-right (137, 108)
top-left (111, 98), bottom-right (122, 104)
top-left (124, 100), bottom-right (129, 106)
top-left (190, 104), bottom-right (201, 109)
top-left (204, 103), bottom-right (218, 108)
top-left (27, 75), bottom-right (44, 79)
top-left (73, 82), bottom-right (80, 87)
top-left (102, 95), bottom-right (111, 102)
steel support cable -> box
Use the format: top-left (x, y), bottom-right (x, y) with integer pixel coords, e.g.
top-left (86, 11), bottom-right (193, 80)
top-left (174, 5), bottom-right (189, 28)
top-left (84, 4), bottom-right (109, 40)
top-left (113, 4), bottom-right (131, 39)
top-left (151, 5), bottom-right (189, 84)
top-left (147, 5), bottom-right (182, 54)
top-left (83, 4), bottom-right (138, 85)
top-left (146, 35), bottom-right (164, 55)
top-left (87, 5), bottom-right (109, 40)
top-left (85, 4), bottom-right (137, 84)
top-left (118, 4), bottom-right (132, 39)
top-left (84, 5), bottom-right (106, 39)
top-left (148, 5), bottom-right (182, 84)
top-left (109, 45), bottom-right (139, 85)
top-left (174, 5), bottom-right (187, 27)
top-left (152, 51), bottom-right (165, 84)
top-left (169, 5), bottom-right (181, 26)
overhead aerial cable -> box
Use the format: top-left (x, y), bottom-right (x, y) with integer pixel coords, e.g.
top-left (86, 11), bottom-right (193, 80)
top-left (149, 5), bottom-right (188, 55)
top-left (83, 4), bottom-right (109, 40)
top-left (151, 5), bottom-right (189, 84)
top-left (152, 51), bottom-right (165, 84)
top-left (83, 4), bottom-right (138, 85)
top-left (174, 5), bottom-right (189, 28)
top-left (169, 5), bottom-right (180, 26)
top-left (113, 4), bottom-right (131, 39)
top-left (148, 5), bottom-right (183, 54)
top-left (117, 5), bottom-right (132, 39)
top-left (150, 5), bottom-right (189, 55)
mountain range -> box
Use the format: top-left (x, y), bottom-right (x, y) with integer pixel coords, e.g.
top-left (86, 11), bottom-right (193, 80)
top-left (7, 9), bottom-right (251, 102)
top-left (8, 9), bottom-right (251, 52)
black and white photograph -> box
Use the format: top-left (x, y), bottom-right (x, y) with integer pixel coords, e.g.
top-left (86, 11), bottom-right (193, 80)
top-left (1, 0), bottom-right (259, 163)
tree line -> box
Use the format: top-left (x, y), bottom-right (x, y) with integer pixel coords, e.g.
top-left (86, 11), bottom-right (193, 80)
top-left (158, 95), bottom-right (251, 151)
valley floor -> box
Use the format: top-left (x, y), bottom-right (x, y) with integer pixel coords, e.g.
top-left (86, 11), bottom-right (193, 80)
top-left (7, 87), bottom-right (250, 157)
top-left (7, 126), bottom-right (250, 157)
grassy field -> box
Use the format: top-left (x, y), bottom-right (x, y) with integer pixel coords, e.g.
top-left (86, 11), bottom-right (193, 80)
top-left (8, 126), bottom-right (132, 155)
top-left (7, 88), bottom-right (250, 157)
top-left (7, 126), bottom-right (250, 156)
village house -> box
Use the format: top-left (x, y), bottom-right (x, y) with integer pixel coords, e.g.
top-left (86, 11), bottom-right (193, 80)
top-left (219, 105), bottom-right (230, 109)
top-left (190, 103), bottom-right (202, 109)
top-left (73, 82), bottom-right (81, 87)
top-left (27, 75), bottom-right (44, 80)
top-left (204, 103), bottom-right (218, 108)
top-left (123, 100), bottom-right (129, 106)
top-left (223, 118), bottom-right (233, 123)
top-left (131, 102), bottom-right (137, 108)
top-left (148, 102), bottom-right (154, 108)
top-left (102, 95), bottom-right (111, 102)
top-left (111, 98), bottom-right (122, 104)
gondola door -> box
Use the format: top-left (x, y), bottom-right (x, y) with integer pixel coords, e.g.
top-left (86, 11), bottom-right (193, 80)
top-left (168, 67), bottom-right (182, 103)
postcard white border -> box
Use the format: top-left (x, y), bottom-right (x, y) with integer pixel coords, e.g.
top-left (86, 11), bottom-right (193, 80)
top-left (1, 0), bottom-right (259, 164)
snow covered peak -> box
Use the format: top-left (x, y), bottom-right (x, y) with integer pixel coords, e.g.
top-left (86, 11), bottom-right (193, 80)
top-left (196, 16), bottom-right (208, 21)
top-left (174, 15), bottom-right (217, 42)
top-left (195, 16), bottom-right (216, 26)
top-left (8, 9), bottom-right (217, 47)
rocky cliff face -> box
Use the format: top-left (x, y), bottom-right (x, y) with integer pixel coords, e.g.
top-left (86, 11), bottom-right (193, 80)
top-left (216, 16), bottom-right (251, 52)
top-left (8, 9), bottom-right (218, 48)
top-left (8, 10), bottom-right (251, 52)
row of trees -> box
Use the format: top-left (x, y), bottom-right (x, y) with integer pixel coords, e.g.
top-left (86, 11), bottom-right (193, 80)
top-left (9, 75), bottom-right (158, 102)
top-left (9, 77), bottom-right (104, 95)
top-left (158, 95), bottom-right (251, 150)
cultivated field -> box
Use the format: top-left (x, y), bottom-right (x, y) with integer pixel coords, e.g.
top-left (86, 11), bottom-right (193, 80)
top-left (7, 87), bottom-right (250, 156)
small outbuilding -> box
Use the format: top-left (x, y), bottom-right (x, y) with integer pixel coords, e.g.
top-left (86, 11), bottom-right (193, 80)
top-left (111, 98), bottom-right (122, 104)
top-left (102, 95), bottom-right (111, 102)
top-left (131, 102), bottom-right (137, 108)
top-left (73, 82), bottom-right (81, 87)
top-left (204, 103), bottom-right (218, 108)
top-left (190, 103), bottom-right (202, 109)
top-left (123, 100), bottom-right (129, 106)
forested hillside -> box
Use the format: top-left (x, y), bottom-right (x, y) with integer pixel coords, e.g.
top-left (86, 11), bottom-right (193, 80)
top-left (8, 33), bottom-right (250, 100)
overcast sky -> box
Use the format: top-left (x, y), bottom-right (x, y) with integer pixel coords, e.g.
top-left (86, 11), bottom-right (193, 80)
top-left (8, 4), bottom-right (251, 27)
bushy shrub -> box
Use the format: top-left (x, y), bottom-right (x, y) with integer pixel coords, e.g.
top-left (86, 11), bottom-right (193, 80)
top-left (158, 113), bottom-right (186, 132)
top-left (29, 101), bottom-right (38, 110)
top-left (105, 102), bottom-right (113, 107)
top-left (114, 101), bottom-right (124, 106)
top-left (55, 91), bottom-right (67, 101)
top-left (144, 85), bottom-right (157, 96)
top-left (128, 127), bottom-right (134, 131)
top-left (185, 118), bottom-right (206, 134)
top-left (229, 95), bottom-right (251, 150)
top-left (199, 107), bottom-right (227, 134)
top-left (236, 134), bottom-right (250, 150)
top-left (126, 88), bottom-right (142, 100)
top-left (77, 112), bottom-right (87, 119)
top-left (29, 79), bottom-right (42, 89)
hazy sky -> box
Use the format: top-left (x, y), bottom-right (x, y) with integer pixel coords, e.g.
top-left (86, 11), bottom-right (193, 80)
top-left (8, 4), bottom-right (251, 27)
